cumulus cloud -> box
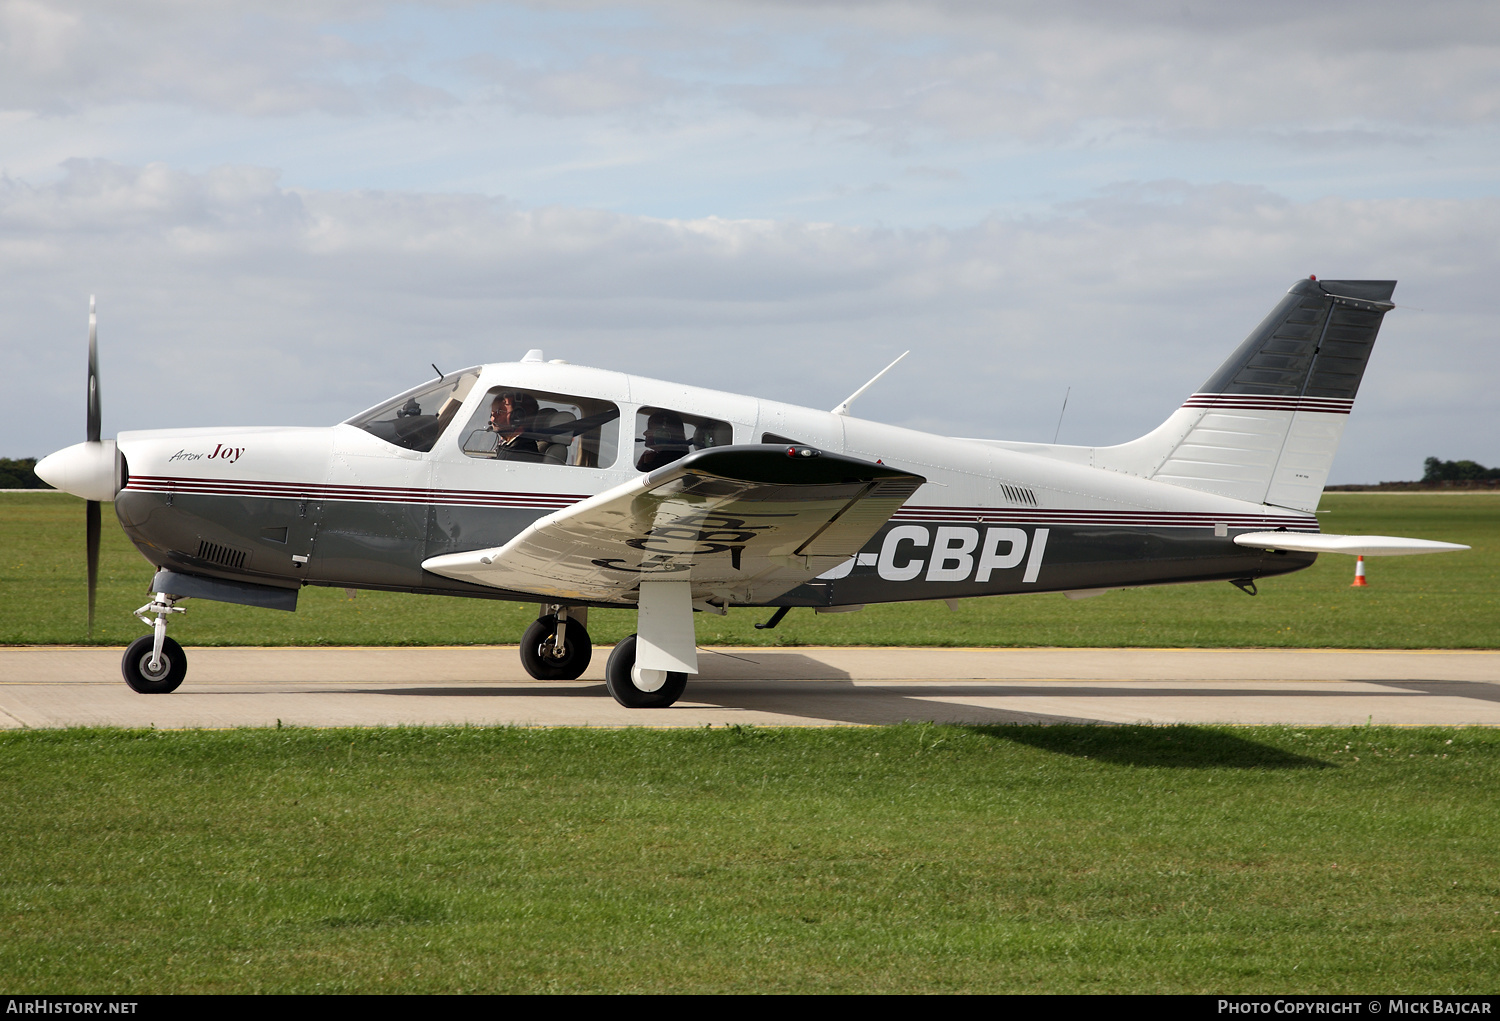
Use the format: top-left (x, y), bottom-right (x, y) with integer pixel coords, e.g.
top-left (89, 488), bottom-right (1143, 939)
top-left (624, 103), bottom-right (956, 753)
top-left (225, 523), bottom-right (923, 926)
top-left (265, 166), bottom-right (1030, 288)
top-left (4, 160), bottom-right (1496, 483)
top-left (5, 0), bottom-right (1500, 141)
top-left (714, 4), bottom-right (1500, 143)
top-left (0, 0), bottom-right (380, 116)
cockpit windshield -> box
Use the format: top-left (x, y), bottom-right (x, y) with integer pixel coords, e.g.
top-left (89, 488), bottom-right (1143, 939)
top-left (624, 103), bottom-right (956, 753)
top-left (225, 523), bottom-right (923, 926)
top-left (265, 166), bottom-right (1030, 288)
top-left (344, 367), bottom-right (482, 452)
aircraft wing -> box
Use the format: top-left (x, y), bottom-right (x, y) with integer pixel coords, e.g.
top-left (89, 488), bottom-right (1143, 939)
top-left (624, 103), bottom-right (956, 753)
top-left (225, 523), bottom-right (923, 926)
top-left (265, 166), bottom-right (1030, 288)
top-left (1233, 532), bottom-right (1470, 556)
top-left (421, 444), bottom-right (925, 604)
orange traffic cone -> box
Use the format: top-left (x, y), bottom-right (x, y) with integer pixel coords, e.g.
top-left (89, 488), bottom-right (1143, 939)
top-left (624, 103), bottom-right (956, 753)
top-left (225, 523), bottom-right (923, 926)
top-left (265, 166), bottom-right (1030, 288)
top-left (1351, 555), bottom-right (1368, 587)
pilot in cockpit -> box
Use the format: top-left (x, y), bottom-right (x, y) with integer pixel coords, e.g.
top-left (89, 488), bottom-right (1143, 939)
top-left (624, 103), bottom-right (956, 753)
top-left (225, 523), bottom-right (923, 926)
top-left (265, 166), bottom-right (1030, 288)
top-left (487, 392), bottom-right (541, 460)
top-left (636, 410), bottom-right (691, 472)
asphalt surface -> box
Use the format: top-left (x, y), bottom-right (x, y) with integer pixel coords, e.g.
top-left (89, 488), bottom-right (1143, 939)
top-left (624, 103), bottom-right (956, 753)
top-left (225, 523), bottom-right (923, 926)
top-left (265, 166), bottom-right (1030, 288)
top-left (3, 646), bottom-right (1499, 728)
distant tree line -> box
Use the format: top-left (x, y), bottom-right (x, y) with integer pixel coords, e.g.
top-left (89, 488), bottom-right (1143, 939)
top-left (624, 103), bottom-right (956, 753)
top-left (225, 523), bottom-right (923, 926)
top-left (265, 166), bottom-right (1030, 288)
top-left (0, 458), bottom-right (50, 489)
top-left (1423, 457), bottom-right (1500, 483)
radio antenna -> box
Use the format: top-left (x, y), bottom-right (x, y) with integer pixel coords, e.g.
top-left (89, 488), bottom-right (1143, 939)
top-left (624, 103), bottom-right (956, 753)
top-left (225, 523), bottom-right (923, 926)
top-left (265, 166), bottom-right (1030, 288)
top-left (832, 351), bottom-right (909, 417)
top-left (1052, 387), bottom-right (1071, 444)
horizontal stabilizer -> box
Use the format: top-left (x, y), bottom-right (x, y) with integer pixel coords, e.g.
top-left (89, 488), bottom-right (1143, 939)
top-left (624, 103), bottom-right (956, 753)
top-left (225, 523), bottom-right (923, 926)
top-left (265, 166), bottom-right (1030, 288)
top-left (1233, 532), bottom-right (1470, 557)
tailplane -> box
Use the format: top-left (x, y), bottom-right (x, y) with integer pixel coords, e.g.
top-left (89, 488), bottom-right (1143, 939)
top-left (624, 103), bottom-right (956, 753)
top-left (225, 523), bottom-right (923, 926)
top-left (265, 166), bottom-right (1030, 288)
top-left (1092, 277), bottom-right (1396, 512)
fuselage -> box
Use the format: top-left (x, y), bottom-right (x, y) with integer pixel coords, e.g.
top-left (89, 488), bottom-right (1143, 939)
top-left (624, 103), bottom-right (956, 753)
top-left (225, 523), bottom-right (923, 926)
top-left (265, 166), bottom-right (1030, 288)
top-left (111, 358), bottom-right (1317, 608)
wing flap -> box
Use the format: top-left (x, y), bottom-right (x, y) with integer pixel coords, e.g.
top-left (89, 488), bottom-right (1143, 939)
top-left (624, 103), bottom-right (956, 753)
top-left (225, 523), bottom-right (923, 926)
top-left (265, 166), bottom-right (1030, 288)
top-left (1234, 532), bottom-right (1470, 556)
top-left (422, 445), bottom-right (925, 603)
top-left (796, 477), bottom-right (924, 557)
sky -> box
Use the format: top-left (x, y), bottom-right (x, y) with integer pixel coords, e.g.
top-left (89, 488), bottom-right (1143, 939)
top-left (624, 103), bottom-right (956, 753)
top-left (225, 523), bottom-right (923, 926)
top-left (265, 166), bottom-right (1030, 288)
top-left (3, 0), bottom-right (1498, 482)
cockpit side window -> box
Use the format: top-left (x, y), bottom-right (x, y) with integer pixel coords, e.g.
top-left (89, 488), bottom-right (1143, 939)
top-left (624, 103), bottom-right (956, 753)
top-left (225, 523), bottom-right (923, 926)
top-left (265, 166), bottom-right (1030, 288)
top-left (459, 387), bottom-right (620, 468)
top-left (344, 368), bottom-right (481, 452)
top-left (635, 407), bottom-right (731, 472)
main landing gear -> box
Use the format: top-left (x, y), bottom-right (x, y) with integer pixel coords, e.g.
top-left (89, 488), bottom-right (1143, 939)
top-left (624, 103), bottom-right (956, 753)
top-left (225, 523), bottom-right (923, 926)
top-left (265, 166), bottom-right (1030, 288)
top-left (604, 635), bottom-right (687, 709)
top-left (519, 604), bottom-right (593, 681)
top-left (516, 599), bottom-right (691, 709)
top-left (123, 591), bottom-right (187, 694)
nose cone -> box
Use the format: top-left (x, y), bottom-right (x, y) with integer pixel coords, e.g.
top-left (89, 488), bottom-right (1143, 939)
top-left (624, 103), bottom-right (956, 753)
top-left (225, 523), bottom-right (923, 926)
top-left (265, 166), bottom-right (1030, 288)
top-left (36, 440), bottom-right (121, 502)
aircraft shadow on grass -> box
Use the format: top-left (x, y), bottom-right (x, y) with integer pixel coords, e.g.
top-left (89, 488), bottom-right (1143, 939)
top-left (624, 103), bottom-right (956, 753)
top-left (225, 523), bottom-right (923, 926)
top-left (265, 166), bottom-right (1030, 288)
top-left (221, 652), bottom-right (1492, 758)
top-left (336, 681), bottom-right (1338, 767)
top-left (983, 725), bottom-right (1333, 770)
top-left (328, 671), bottom-right (1447, 754)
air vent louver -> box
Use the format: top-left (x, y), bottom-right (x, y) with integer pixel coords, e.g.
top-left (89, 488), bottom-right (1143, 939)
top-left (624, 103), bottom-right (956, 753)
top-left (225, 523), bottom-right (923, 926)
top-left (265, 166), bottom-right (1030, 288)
top-left (196, 540), bottom-right (249, 570)
top-left (1001, 484), bottom-right (1038, 506)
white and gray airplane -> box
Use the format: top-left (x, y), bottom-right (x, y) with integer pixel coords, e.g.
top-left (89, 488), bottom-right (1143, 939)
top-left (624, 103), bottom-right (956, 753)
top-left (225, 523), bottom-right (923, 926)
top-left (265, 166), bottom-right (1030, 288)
top-left (37, 277), bottom-right (1468, 708)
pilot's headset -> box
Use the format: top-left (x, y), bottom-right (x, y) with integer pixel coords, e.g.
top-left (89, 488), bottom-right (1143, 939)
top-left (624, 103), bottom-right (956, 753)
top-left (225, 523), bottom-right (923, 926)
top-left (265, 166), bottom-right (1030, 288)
top-left (513, 393), bottom-right (540, 428)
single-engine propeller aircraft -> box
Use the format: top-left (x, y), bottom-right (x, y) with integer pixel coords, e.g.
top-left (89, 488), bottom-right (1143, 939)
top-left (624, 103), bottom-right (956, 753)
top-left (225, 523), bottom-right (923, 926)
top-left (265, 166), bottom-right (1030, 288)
top-left (37, 278), bottom-right (1469, 707)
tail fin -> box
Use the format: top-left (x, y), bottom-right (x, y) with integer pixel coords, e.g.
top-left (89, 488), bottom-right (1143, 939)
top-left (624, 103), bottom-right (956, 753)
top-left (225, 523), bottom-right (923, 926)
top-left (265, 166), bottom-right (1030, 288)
top-left (1095, 278), bottom-right (1396, 512)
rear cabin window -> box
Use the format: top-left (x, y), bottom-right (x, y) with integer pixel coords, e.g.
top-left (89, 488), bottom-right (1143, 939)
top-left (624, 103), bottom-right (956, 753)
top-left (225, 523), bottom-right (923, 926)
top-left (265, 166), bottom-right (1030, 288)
top-left (345, 368), bottom-right (481, 452)
top-left (458, 387), bottom-right (620, 468)
top-left (634, 407), bottom-right (732, 472)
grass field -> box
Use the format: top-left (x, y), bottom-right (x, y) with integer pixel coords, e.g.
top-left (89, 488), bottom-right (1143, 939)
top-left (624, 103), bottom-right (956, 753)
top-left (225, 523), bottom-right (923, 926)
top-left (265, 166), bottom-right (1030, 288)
top-left (2, 491), bottom-right (1494, 648)
top-left (5, 495), bottom-right (1496, 995)
top-left (1, 724), bottom-right (1495, 993)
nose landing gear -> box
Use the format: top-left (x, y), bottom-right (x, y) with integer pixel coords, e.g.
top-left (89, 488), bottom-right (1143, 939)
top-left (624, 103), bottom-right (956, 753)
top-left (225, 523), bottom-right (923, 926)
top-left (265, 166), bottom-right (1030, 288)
top-left (123, 592), bottom-right (187, 693)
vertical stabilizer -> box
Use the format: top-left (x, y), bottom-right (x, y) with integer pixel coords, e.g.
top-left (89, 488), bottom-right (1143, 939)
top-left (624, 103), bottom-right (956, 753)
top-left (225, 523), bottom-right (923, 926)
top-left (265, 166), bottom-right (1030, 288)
top-left (1091, 278), bottom-right (1395, 511)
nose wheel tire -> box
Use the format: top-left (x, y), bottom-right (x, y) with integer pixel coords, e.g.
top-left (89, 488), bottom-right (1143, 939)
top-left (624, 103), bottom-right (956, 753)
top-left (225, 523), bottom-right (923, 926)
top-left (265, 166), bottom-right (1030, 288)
top-left (604, 635), bottom-right (687, 708)
top-left (519, 615), bottom-right (593, 681)
top-left (122, 635), bottom-right (187, 694)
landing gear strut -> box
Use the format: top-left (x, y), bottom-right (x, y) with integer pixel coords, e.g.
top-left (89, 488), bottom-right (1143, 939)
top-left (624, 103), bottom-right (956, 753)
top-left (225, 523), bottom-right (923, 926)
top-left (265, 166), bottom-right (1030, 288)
top-left (519, 605), bottom-right (592, 680)
top-left (123, 591), bottom-right (187, 693)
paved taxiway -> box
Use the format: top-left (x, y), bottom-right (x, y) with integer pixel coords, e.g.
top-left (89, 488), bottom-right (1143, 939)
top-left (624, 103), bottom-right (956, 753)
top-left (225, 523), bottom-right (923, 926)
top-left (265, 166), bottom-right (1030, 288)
top-left (2, 646), bottom-right (1499, 728)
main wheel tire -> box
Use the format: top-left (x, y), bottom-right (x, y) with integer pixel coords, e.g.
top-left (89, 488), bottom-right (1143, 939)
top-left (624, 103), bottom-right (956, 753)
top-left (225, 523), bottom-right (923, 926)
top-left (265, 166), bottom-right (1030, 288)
top-left (122, 635), bottom-right (187, 694)
top-left (604, 634), bottom-right (687, 708)
top-left (519, 615), bottom-right (593, 680)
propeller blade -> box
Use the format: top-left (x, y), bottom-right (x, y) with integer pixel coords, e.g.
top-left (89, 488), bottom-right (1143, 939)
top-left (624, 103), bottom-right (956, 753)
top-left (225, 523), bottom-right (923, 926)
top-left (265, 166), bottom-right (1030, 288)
top-left (87, 295), bottom-right (100, 443)
top-left (86, 297), bottom-right (102, 637)
top-left (86, 499), bottom-right (100, 638)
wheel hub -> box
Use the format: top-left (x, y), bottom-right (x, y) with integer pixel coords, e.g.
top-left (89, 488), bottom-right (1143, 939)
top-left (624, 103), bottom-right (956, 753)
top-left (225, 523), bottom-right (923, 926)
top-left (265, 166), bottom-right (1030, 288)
top-left (631, 664), bottom-right (668, 692)
top-left (138, 652), bottom-right (171, 681)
